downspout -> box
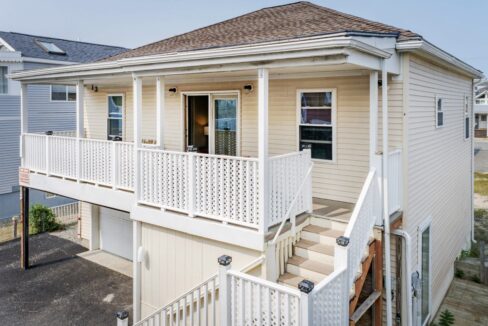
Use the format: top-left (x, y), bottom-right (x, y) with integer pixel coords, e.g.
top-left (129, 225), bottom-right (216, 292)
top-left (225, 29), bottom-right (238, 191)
top-left (382, 58), bottom-right (393, 326)
top-left (392, 229), bottom-right (413, 326)
top-left (472, 81), bottom-right (476, 244)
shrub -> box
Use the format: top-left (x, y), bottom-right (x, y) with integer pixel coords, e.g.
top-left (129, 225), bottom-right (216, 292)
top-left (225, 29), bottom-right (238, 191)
top-left (438, 309), bottom-right (455, 326)
top-left (29, 204), bottom-right (61, 234)
top-left (454, 268), bottom-right (464, 279)
top-left (471, 274), bottom-right (481, 284)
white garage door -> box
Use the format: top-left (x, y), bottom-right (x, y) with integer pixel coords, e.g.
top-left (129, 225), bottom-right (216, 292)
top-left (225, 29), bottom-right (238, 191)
top-left (100, 207), bottom-right (133, 260)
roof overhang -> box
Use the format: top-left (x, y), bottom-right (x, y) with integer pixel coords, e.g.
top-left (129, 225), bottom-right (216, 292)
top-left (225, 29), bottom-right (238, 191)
top-left (396, 39), bottom-right (483, 79)
top-left (9, 34), bottom-right (395, 83)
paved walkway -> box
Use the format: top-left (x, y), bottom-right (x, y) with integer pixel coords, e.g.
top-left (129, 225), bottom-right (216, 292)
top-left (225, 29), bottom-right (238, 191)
top-left (0, 230), bottom-right (132, 325)
top-left (433, 278), bottom-right (488, 325)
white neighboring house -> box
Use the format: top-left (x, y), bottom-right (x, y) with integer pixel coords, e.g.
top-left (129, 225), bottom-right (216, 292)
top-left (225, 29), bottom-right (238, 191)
top-left (475, 80), bottom-right (488, 137)
top-left (10, 2), bottom-right (483, 325)
top-left (0, 31), bottom-right (126, 219)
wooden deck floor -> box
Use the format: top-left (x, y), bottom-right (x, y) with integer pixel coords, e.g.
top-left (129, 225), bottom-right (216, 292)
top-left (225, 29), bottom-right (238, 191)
top-left (312, 198), bottom-right (354, 223)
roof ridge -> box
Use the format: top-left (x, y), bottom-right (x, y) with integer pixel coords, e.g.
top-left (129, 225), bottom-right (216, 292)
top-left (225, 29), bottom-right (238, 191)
top-left (1, 31), bottom-right (127, 49)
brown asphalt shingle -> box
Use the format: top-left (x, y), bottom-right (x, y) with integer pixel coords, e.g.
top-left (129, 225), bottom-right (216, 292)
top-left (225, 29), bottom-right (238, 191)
top-left (102, 1), bottom-right (421, 62)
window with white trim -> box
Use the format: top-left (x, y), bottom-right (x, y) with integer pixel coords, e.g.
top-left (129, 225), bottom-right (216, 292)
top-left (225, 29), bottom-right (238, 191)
top-left (464, 95), bottom-right (470, 140)
top-left (51, 85), bottom-right (76, 101)
top-left (107, 95), bottom-right (123, 140)
top-left (435, 96), bottom-right (443, 128)
top-left (298, 90), bottom-right (335, 160)
top-left (0, 66), bottom-right (8, 94)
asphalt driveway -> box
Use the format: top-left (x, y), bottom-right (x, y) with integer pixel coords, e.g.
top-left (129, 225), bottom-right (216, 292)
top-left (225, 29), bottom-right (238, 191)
top-left (0, 232), bottom-right (132, 326)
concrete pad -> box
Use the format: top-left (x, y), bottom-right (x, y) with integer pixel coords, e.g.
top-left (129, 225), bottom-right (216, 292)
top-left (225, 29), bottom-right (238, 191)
top-left (78, 250), bottom-right (132, 278)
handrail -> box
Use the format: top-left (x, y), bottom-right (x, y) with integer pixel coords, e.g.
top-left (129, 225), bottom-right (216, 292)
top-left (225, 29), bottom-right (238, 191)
top-left (271, 162), bottom-right (314, 245)
top-left (227, 269), bottom-right (301, 297)
top-left (240, 255), bottom-right (265, 273)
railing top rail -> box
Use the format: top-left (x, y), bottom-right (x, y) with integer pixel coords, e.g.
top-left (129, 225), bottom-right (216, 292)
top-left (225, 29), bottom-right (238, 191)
top-left (343, 168), bottom-right (377, 238)
top-left (138, 146), bottom-right (259, 162)
top-left (269, 151), bottom-right (305, 161)
top-left (311, 266), bottom-right (347, 294)
top-left (227, 269), bottom-right (301, 297)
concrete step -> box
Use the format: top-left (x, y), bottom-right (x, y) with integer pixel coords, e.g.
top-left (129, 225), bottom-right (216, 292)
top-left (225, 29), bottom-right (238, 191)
top-left (300, 224), bottom-right (343, 246)
top-left (310, 216), bottom-right (348, 232)
top-left (294, 239), bottom-right (334, 264)
top-left (286, 256), bottom-right (333, 280)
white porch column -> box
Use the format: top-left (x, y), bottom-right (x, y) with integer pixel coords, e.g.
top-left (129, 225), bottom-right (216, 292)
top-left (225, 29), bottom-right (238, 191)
top-left (76, 80), bottom-right (84, 181)
top-left (381, 59), bottom-right (393, 326)
top-left (258, 68), bottom-right (269, 234)
top-left (132, 220), bottom-right (142, 322)
top-left (133, 75), bottom-right (143, 198)
top-left (20, 83), bottom-right (28, 165)
top-left (156, 77), bottom-right (165, 149)
top-left (369, 71), bottom-right (378, 165)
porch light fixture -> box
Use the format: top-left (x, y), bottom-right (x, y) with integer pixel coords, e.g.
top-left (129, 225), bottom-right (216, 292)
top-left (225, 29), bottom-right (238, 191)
top-left (243, 84), bottom-right (253, 94)
top-left (168, 87), bottom-right (177, 94)
top-left (91, 85), bottom-right (98, 92)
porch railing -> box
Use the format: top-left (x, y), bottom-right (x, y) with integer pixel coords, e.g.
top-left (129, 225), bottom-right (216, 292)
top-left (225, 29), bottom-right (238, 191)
top-left (22, 133), bottom-right (311, 231)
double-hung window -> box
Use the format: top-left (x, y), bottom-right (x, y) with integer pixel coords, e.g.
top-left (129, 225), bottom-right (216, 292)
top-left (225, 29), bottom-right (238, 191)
top-left (298, 90), bottom-right (335, 160)
top-left (51, 85), bottom-right (76, 101)
top-left (464, 95), bottom-right (470, 140)
top-left (435, 96), bottom-right (443, 128)
top-left (0, 66), bottom-right (8, 94)
top-left (107, 95), bottom-right (124, 140)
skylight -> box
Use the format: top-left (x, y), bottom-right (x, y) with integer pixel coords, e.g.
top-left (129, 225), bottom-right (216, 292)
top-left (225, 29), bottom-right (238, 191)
top-left (36, 40), bottom-right (65, 54)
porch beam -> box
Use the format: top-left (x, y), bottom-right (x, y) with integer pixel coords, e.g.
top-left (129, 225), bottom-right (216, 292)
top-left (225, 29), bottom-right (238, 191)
top-left (156, 77), bottom-right (165, 149)
top-left (369, 71), bottom-right (378, 164)
top-left (258, 68), bottom-right (269, 234)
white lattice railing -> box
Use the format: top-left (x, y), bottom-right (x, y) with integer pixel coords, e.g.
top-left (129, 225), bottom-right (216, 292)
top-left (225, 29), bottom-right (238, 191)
top-left (48, 135), bottom-right (77, 178)
top-left (135, 274), bottom-right (218, 326)
top-left (114, 142), bottom-right (135, 190)
top-left (22, 133), bottom-right (46, 172)
top-left (388, 149), bottom-right (402, 215)
top-left (80, 138), bottom-right (113, 185)
top-left (269, 150), bottom-right (312, 228)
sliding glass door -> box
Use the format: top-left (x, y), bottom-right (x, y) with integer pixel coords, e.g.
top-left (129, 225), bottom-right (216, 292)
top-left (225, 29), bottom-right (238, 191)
top-left (213, 97), bottom-right (237, 156)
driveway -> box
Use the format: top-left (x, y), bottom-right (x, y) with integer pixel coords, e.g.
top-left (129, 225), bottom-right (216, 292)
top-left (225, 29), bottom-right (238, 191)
top-left (475, 141), bottom-right (488, 173)
top-left (0, 231), bottom-right (132, 326)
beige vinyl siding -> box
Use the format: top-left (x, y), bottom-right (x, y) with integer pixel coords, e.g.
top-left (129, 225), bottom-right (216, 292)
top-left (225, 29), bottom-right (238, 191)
top-left (405, 54), bottom-right (472, 316)
top-left (84, 75), bottom-right (378, 203)
top-left (140, 222), bottom-right (261, 318)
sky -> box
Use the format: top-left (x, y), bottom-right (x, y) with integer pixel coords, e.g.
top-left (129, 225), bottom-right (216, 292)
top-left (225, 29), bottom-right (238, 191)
top-left (0, 0), bottom-right (487, 74)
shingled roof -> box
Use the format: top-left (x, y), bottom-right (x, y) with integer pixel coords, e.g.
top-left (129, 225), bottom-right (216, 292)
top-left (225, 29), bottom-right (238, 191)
top-left (103, 1), bottom-right (421, 62)
top-left (0, 31), bottom-right (127, 63)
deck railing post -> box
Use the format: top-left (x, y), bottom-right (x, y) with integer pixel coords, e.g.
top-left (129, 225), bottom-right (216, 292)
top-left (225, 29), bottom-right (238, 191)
top-left (45, 134), bottom-right (50, 176)
top-left (218, 255), bottom-right (232, 326)
top-left (133, 75), bottom-right (143, 202)
top-left (298, 280), bottom-right (314, 326)
top-left (188, 148), bottom-right (197, 217)
top-left (112, 141), bottom-right (117, 189)
top-left (258, 67), bottom-right (269, 235)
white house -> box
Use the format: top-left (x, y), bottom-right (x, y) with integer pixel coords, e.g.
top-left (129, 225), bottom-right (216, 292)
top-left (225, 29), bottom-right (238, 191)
top-left (475, 80), bottom-right (488, 137)
top-left (10, 2), bottom-right (482, 325)
top-left (0, 31), bottom-right (126, 219)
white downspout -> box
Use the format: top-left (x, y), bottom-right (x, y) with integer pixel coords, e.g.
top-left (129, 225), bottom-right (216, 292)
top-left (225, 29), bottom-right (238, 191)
top-left (392, 229), bottom-right (413, 326)
top-left (382, 58), bottom-right (393, 326)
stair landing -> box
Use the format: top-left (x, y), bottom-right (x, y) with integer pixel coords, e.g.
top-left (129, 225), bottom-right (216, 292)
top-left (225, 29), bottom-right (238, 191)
top-left (312, 198), bottom-right (353, 223)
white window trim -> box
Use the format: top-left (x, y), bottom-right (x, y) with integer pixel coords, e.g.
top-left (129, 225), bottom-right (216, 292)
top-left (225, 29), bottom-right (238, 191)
top-left (107, 93), bottom-right (125, 140)
top-left (418, 217), bottom-right (432, 326)
top-left (435, 96), bottom-right (444, 129)
top-left (0, 65), bottom-right (9, 96)
top-left (296, 88), bottom-right (337, 163)
top-left (50, 84), bottom-right (76, 102)
top-left (464, 95), bottom-right (470, 141)
top-left (180, 90), bottom-right (241, 156)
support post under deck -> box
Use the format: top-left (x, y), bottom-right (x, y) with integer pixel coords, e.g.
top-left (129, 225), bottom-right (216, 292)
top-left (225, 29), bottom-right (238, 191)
top-left (20, 186), bottom-right (29, 270)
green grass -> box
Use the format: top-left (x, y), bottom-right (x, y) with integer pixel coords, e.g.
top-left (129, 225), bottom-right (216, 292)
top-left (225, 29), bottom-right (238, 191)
top-left (474, 172), bottom-right (488, 196)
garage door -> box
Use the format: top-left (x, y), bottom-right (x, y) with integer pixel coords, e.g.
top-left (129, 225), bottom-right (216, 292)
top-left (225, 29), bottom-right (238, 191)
top-left (100, 207), bottom-right (133, 260)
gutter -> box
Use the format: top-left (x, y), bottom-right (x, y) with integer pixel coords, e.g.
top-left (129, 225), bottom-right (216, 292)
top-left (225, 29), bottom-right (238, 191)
top-left (9, 35), bottom-right (391, 82)
top-left (392, 229), bottom-right (413, 326)
top-left (396, 39), bottom-right (483, 78)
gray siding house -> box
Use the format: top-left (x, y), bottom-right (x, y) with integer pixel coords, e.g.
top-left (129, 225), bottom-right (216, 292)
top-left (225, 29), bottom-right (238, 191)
top-left (0, 32), bottom-right (126, 219)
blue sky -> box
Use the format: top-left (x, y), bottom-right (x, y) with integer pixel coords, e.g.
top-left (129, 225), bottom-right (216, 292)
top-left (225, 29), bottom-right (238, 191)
top-left (1, 0), bottom-right (486, 74)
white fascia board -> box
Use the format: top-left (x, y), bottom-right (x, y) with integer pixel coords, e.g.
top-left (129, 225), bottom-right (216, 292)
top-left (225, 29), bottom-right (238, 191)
top-left (10, 34), bottom-right (391, 82)
top-left (0, 37), bottom-right (16, 51)
top-left (396, 40), bottom-right (483, 78)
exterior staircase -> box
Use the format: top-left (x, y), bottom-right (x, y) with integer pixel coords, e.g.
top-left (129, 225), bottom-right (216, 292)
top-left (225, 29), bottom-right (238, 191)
top-left (278, 216), bottom-right (348, 288)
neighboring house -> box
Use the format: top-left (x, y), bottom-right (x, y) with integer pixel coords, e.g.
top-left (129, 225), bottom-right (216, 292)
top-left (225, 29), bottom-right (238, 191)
top-left (0, 32), bottom-right (126, 219)
top-left (11, 2), bottom-right (483, 325)
top-left (475, 80), bottom-right (488, 137)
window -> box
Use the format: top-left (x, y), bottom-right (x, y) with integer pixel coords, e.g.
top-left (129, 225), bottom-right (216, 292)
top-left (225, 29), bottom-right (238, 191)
top-left (464, 95), bottom-right (470, 140)
top-left (0, 66), bottom-right (7, 94)
top-left (419, 222), bottom-right (432, 326)
top-left (36, 41), bottom-right (65, 54)
top-left (107, 95), bottom-right (123, 140)
top-left (435, 96), bottom-right (443, 128)
top-left (298, 90), bottom-right (335, 160)
top-left (51, 85), bottom-right (76, 101)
